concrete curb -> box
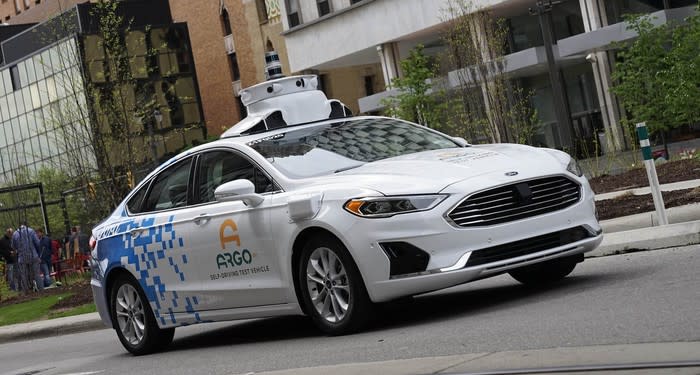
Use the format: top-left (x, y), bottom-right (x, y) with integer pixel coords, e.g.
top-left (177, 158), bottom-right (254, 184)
top-left (600, 203), bottom-right (700, 233)
top-left (0, 312), bottom-right (106, 345)
top-left (589, 220), bottom-right (700, 257)
top-left (595, 178), bottom-right (700, 201)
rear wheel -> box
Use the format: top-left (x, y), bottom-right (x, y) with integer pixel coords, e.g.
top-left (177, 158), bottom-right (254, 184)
top-left (297, 234), bottom-right (372, 335)
top-left (509, 254), bottom-right (581, 285)
top-left (110, 275), bottom-right (175, 355)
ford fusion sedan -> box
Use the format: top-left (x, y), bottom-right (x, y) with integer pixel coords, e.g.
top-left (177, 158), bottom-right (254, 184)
top-left (90, 75), bottom-right (602, 355)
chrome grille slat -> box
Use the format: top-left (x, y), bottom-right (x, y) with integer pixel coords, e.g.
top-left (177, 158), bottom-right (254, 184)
top-left (448, 176), bottom-right (581, 227)
top-left (464, 189), bottom-right (513, 203)
top-left (450, 196), bottom-right (579, 222)
top-left (452, 189), bottom-right (579, 217)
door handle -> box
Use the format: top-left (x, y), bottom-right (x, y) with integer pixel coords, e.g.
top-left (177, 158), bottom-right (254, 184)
top-left (193, 214), bottom-right (210, 226)
top-left (129, 228), bottom-right (143, 237)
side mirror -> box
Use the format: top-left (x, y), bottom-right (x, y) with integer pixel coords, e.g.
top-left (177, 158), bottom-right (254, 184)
top-left (214, 180), bottom-right (264, 207)
top-left (452, 136), bottom-right (470, 147)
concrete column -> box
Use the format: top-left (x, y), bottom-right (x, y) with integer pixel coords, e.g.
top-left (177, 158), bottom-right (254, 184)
top-left (376, 43), bottom-right (400, 89)
top-left (579, 0), bottom-right (625, 152)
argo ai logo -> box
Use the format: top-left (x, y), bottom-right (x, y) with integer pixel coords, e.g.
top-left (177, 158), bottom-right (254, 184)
top-left (216, 219), bottom-right (253, 269)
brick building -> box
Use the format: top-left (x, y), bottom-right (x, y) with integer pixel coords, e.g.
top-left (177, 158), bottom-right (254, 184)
top-left (2, 0), bottom-right (291, 139)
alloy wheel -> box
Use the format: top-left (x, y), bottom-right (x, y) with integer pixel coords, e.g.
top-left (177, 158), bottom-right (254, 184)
top-left (305, 247), bottom-right (350, 323)
top-left (115, 283), bottom-right (146, 345)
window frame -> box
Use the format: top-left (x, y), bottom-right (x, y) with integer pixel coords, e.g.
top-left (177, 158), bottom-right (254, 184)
top-left (191, 147), bottom-right (282, 207)
top-left (126, 157), bottom-right (196, 215)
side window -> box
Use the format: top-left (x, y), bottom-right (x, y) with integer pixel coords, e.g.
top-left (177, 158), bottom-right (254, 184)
top-left (142, 159), bottom-right (192, 212)
top-left (126, 183), bottom-right (149, 214)
top-left (196, 150), bottom-right (275, 204)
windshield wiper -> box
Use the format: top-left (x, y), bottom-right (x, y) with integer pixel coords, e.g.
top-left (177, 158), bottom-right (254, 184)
top-left (334, 164), bottom-right (365, 173)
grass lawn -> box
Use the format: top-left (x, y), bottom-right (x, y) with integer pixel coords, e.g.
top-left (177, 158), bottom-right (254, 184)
top-left (48, 303), bottom-right (97, 319)
top-left (0, 293), bottom-right (71, 326)
top-left (0, 293), bottom-right (96, 326)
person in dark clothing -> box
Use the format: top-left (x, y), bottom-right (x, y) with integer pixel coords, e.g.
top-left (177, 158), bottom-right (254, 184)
top-left (36, 228), bottom-right (54, 287)
top-left (0, 228), bottom-right (16, 290)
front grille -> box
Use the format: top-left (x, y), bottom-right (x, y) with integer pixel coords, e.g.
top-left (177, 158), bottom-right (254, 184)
top-left (465, 226), bottom-right (590, 268)
top-left (448, 176), bottom-right (580, 227)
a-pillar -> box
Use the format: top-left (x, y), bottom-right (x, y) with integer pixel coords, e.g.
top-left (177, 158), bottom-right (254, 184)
top-left (579, 0), bottom-right (625, 152)
top-left (376, 43), bottom-right (400, 89)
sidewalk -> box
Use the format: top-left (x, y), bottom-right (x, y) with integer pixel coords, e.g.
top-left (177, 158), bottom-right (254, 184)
top-left (240, 341), bottom-right (700, 375)
top-left (1, 180), bottom-right (699, 345)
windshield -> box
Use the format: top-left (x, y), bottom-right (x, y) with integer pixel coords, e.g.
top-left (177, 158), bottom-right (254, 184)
top-left (246, 117), bottom-right (459, 178)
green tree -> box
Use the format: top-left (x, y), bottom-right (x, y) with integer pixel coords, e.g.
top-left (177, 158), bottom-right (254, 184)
top-left (612, 15), bottom-right (674, 144)
top-left (383, 45), bottom-right (445, 128)
top-left (31, 0), bottom-right (160, 221)
top-left (612, 8), bottom-right (700, 150)
top-left (441, 0), bottom-right (538, 144)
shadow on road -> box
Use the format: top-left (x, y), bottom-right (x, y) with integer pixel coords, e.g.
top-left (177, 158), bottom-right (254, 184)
top-left (162, 268), bottom-right (637, 353)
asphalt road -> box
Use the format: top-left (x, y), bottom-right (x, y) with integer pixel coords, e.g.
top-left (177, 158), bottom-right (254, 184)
top-left (1, 245), bottom-right (698, 375)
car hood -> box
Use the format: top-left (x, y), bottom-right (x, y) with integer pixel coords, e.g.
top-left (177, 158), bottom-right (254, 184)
top-left (297, 144), bottom-right (567, 195)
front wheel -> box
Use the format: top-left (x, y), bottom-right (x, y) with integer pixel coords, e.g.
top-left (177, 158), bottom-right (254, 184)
top-left (110, 275), bottom-right (175, 355)
top-left (298, 234), bottom-right (372, 335)
top-left (508, 254), bottom-right (581, 285)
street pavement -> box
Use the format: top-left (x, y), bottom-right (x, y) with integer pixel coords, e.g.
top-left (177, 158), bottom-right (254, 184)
top-left (3, 177), bottom-right (699, 345)
top-left (0, 245), bottom-right (698, 375)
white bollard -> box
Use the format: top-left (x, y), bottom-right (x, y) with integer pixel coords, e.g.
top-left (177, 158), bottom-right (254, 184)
top-left (636, 122), bottom-right (668, 226)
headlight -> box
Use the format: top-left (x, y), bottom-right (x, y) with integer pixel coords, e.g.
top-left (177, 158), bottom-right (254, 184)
top-left (344, 195), bottom-right (447, 218)
top-left (566, 157), bottom-right (583, 177)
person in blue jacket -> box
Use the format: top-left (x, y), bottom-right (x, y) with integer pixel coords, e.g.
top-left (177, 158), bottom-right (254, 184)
top-left (11, 223), bottom-right (44, 293)
top-left (36, 228), bottom-right (54, 287)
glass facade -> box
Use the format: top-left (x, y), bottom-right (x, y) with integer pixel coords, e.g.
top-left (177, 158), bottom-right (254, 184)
top-left (0, 38), bottom-right (93, 184)
top-left (604, 0), bottom-right (698, 26)
top-left (523, 63), bottom-right (601, 152)
top-left (508, 0), bottom-right (585, 53)
top-left (0, 23), bottom-right (205, 184)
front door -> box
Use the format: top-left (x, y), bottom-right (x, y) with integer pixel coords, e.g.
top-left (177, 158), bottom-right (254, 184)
top-left (182, 149), bottom-right (286, 310)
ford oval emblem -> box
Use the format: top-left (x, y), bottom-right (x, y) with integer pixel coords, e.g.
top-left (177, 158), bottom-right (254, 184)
top-left (505, 171), bottom-right (519, 176)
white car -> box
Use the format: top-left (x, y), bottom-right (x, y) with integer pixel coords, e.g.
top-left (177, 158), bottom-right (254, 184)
top-left (90, 75), bottom-right (602, 355)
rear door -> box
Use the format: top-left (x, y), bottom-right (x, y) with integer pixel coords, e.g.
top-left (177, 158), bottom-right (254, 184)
top-left (119, 157), bottom-right (206, 325)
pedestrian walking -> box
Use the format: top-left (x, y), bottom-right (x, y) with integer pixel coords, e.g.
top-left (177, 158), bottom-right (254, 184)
top-left (11, 223), bottom-right (44, 293)
top-left (0, 228), bottom-right (16, 291)
top-left (36, 228), bottom-right (54, 287)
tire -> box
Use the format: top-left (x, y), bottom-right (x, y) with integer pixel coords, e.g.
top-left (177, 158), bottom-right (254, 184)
top-left (297, 234), bottom-right (372, 335)
top-left (508, 254), bottom-right (581, 285)
top-left (110, 274), bottom-right (175, 355)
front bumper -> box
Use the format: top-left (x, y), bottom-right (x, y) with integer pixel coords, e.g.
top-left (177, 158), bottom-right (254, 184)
top-left (336, 174), bottom-right (602, 302)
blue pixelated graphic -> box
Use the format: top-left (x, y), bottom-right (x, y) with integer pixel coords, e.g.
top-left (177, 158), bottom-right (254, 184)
top-left (98, 214), bottom-right (201, 328)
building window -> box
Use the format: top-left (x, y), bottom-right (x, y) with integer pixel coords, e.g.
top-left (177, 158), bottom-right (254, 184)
top-left (256, 0), bottom-right (269, 23)
top-left (221, 7), bottom-right (233, 36)
top-left (364, 75), bottom-right (375, 96)
top-left (10, 65), bottom-right (21, 91)
top-left (317, 74), bottom-right (328, 95)
top-left (229, 53), bottom-right (241, 81)
top-left (286, 0), bottom-right (301, 27)
top-left (350, 0), bottom-right (364, 4)
top-left (237, 96), bottom-right (247, 119)
top-left (317, 0), bottom-right (331, 16)
top-left (668, 0), bottom-right (697, 7)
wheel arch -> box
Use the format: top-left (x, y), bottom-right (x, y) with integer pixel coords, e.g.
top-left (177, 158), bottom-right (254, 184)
top-left (103, 266), bottom-right (138, 324)
top-left (291, 226), bottom-right (361, 315)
